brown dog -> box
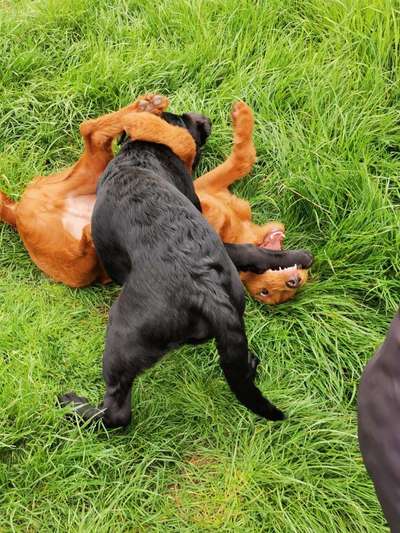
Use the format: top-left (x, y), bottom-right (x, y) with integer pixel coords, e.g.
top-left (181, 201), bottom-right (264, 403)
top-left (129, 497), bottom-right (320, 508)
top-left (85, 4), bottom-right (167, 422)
top-left (1, 98), bottom-right (308, 304)
top-left (0, 94), bottom-right (196, 287)
top-left (195, 102), bottom-right (309, 305)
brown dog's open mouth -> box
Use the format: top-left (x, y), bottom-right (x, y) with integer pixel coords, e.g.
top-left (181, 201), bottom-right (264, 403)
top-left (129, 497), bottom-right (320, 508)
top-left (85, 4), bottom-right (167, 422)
top-left (258, 229), bottom-right (285, 251)
top-left (257, 227), bottom-right (305, 278)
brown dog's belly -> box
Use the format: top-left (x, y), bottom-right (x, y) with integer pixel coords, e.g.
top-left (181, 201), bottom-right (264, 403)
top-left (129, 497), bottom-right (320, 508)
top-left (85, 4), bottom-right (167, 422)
top-left (62, 194), bottom-right (96, 240)
top-left (16, 190), bottom-right (102, 287)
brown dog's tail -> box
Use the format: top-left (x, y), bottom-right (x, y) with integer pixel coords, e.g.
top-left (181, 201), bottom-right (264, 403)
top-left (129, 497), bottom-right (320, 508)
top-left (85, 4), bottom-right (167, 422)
top-left (0, 191), bottom-right (17, 227)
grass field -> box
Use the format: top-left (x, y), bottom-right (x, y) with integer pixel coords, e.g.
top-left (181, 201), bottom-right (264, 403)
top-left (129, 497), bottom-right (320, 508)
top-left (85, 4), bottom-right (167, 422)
top-left (0, 0), bottom-right (399, 531)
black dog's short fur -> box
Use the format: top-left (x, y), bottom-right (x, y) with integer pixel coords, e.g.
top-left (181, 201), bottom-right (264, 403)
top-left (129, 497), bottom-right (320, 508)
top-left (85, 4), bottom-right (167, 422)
top-left (60, 111), bottom-right (313, 428)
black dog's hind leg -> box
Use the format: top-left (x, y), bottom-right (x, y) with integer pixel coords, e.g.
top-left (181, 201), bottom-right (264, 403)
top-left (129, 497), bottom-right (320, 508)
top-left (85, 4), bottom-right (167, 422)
top-left (215, 316), bottom-right (284, 421)
top-left (60, 294), bottom-right (164, 428)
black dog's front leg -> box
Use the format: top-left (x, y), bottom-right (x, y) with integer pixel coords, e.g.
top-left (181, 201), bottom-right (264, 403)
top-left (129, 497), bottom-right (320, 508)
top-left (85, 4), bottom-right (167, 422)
top-left (224, 243), bottom-right (313, 274)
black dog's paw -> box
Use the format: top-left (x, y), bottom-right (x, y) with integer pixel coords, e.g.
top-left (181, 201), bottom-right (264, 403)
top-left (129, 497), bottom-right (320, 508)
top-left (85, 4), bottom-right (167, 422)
top-left (295, 249), bottom-right (314, 269)
top-left (248, 247), bottom-right (314, 274)
top-left (257, 397), bottom-right (285, 421)
top-left (247, 352), bottom-right (260, 380)
top-left (58, 391), bottom-right (89, 408)
top-left (272, 249), bottom-right (314, 271)
top-left (58, 392), bottom-right (104, 424)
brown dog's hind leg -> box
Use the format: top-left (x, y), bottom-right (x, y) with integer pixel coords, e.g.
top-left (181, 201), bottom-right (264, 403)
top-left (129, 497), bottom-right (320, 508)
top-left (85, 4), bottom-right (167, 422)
top-left (76, 94), bottom-right (170, 174)
top-left (194, 101), bottom-right (256, 193)
top-left (81, 224), bottom-right (111, 285)
top-left (0, 191), bottom-right (17, 227)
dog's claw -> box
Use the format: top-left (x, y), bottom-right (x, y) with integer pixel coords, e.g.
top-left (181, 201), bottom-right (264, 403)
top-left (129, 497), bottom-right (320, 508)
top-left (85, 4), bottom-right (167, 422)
top-left (58, 391), bottom-right (90, 408)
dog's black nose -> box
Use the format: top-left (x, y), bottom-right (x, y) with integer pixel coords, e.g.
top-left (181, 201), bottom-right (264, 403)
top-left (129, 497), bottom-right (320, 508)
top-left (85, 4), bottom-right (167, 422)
top-left (286, 275), bottom-right (301, 289)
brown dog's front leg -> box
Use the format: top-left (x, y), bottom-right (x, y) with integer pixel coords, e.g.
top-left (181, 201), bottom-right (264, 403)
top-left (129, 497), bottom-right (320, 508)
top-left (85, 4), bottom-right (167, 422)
top-left (78, 94), bottom-right (170, 167)
top-left (67, 95), bottom-right (170, 196)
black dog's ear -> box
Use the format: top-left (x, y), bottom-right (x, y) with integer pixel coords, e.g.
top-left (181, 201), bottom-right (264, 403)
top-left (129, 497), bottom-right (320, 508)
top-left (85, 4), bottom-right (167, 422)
top-left (117, 131), bottom-right (128, 146)
top-left (182, 112), bottom-right (212, 145)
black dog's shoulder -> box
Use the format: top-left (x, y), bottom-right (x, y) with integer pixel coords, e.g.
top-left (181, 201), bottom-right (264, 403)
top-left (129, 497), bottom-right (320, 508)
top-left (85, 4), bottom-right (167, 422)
top-left (98, 140), bottom-right (201, 212)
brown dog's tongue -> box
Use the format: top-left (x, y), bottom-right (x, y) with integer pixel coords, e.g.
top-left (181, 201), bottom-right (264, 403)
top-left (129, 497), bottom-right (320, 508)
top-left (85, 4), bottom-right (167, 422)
top-left (260, 230), bottom-right (285, 250)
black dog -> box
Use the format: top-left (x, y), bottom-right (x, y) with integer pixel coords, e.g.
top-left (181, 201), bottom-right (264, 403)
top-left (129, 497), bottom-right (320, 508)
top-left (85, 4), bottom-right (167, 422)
top-left (358, 309), bottom-right (400, 532)
top-left (60, 111), bottom-right (313, 428)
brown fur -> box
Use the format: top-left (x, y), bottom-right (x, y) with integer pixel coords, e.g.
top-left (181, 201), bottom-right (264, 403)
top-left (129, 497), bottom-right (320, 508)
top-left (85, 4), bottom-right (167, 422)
top-left (194, 102), bottom-right (309, 305)
top-left (0, 94), bottom-right (195, 287)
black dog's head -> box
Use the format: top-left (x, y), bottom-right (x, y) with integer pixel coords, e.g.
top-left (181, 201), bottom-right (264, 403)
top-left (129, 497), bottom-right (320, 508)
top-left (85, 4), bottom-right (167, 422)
top-left (118, 110), bottom-right (212, 170)
top-left (161, 111), bottom-right (212, 169)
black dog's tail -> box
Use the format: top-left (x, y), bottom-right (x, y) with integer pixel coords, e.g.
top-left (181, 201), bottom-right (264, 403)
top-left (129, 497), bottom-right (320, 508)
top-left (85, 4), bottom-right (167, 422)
top-left (194, 274), bottom-right (284, 421)
top-left (214, 313), bottom-right (285, 421)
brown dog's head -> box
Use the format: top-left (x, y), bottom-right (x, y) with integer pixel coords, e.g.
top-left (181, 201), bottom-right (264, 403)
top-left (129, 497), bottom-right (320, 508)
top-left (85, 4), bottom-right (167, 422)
top-left (241, 223), bottom-right (309, 305)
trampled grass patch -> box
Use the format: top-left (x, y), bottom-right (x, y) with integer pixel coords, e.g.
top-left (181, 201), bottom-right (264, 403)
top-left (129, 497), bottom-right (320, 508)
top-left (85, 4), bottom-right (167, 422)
top-left (0, 0), bottom-right (399, 530)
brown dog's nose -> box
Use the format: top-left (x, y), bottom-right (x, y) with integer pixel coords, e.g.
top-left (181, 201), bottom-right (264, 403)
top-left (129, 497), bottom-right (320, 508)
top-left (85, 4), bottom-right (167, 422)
top-left (286, 275), bottom-right (301, 289)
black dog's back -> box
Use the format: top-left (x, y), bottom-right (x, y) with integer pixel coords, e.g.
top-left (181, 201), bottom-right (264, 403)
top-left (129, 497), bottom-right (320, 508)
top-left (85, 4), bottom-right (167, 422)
top-left (93, 140), bottom-right (243, 347)
top-left (93, 142), bottom-right (234, 299)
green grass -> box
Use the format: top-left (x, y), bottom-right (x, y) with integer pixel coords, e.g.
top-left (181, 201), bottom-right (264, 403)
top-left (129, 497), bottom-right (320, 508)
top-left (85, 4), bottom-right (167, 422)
top-left (0, 0), bottom-right (399, 530)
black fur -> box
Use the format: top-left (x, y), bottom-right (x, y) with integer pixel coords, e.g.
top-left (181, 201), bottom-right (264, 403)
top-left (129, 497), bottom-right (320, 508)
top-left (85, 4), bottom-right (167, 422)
top-left (60, 111), bottom-right (313, 428)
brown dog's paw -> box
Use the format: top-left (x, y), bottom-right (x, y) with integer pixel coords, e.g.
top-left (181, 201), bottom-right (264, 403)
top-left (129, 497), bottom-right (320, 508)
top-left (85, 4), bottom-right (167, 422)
top-left (229, 101), bottom-right (256, 168)
top-left (231, 101), bottom-right (254, 140)
top-left (136, 94), bottom-right (169, 115)
top-left (232, 102), bottom-right (256, 156)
